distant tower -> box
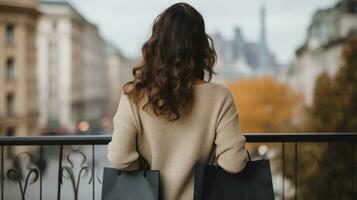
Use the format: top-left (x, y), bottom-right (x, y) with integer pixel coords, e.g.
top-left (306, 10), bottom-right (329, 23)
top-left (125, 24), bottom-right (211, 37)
top-left (258, 1), bottom-right (269, 71)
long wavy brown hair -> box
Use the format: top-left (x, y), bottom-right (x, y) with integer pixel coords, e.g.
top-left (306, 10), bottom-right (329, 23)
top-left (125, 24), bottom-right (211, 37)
top-left (123, 2), bottom-right (217, 121)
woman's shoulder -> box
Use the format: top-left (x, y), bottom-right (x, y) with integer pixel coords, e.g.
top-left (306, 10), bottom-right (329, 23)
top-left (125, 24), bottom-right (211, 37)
top-left (195, 82), bottom-right (233, 99)
top-left (211, 82), bottom-right (231, 92)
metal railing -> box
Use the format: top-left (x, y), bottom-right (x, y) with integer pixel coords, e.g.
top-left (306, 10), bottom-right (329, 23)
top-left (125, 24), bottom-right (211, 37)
top-left (0, 133), bottom-right (356, 200)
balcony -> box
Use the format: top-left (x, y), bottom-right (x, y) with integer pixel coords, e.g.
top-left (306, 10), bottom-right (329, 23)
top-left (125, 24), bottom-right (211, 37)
top-left (0, 133), bottom-right (356, 199)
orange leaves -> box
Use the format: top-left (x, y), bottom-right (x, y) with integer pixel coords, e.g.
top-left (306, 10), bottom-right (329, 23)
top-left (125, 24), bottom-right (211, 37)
top-left (227, 77), bottom-right (302, 133)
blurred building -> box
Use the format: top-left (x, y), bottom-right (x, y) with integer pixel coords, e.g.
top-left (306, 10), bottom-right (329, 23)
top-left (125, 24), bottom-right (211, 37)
top-left (82, 20), bottom-right (109, 128)
top-left (212, 4), bottom-right (279, 81)
top-left (258, 3), bottom-right (271, 73)
top-left (106, 44), bottom-right (134, 117)
top-left (0, 0), bottom-right (40, 136)
top-left (280, 0), bottom-right (357, 105)
top-left (37, 0), bottom-right (109, 133)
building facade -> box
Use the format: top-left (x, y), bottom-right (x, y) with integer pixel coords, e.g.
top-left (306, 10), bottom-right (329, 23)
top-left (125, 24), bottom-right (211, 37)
top-left (82, 23), bottom-right (109, 127)
top-left (281, 0), bottom-right (357, 105)
top-left (37, 0), bottom-right (109, 133)
top-left (106, 45), bottom-right (133, 117)
top-left (0, 0), bottom-right (40, 136)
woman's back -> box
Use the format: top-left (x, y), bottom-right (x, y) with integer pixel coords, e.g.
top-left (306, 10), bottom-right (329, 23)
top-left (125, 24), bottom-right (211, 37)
top-left (108, 82), bottom-right (247, 200)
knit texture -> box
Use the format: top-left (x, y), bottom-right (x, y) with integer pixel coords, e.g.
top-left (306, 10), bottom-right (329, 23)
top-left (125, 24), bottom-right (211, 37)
top-left (108, 82), bottom-right (248, 200)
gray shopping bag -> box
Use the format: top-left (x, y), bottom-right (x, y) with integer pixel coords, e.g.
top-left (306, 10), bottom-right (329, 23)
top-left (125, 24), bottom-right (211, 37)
top-left (194, 152), bottom-right (274, 200)
top-left (101, 157), bottom-right (160, 200)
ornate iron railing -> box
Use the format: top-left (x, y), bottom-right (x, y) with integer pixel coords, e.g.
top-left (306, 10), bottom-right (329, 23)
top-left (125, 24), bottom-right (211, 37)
top-left (0, 133), bottom-right (356, 200)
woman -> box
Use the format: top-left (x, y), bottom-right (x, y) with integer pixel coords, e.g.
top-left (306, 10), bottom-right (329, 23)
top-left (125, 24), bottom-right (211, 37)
top-left (107, 3), bottom-right (248, 200)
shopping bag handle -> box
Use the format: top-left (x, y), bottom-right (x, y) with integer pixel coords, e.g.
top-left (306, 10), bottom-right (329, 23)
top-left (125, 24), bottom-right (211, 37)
top-left (247, 150), bottom-right (252, 162)
top-left (117, 156), bottom-right (149, 177)
top-left (211, 149), bottom-right (251, 166)
top-left (139, 155), bottom-right (149, 169)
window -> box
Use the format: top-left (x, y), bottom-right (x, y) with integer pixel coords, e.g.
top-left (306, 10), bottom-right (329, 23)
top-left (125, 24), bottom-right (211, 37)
top-left (5, 24), bottom-right (15, 44)
top-left (347, 2), bottom-right (357, 13)
top-left (6, 127), bottom-right (15, 157)
top-left (6, 93), bottom-right (15, 116)
top-left (52, 20), bottom-right (58, 31)
top-left (6, 58), bottom-right (15, 80)
top-left (6, 127), bottom-right (15, 136)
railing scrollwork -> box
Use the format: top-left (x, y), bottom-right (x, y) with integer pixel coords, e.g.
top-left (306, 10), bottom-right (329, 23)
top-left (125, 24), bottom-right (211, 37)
top-left (0, 134), bottom-right (355, 199)
top-left (60, 150), bottom-right (93, 200)
top-left (6, 152), bottom-right (39, 200)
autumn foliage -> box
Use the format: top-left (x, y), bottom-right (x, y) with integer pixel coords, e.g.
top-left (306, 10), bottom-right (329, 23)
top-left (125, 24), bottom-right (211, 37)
top-left (309, 37), bottom-right (357, 132)
top-left (227, 77), bottom-right (302, 133)
top-left (297, 37), bottom-right (357, 200)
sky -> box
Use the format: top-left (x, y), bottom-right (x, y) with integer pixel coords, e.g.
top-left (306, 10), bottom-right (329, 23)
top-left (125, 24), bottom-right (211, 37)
top-left (68, 0), bottom-right (338, 64)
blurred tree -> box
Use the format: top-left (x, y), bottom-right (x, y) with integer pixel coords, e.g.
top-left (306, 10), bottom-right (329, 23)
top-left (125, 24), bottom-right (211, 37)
top-left (310, 39), bottom-right (357, 132)
top-left (227, 77), bottom-right (302, 133)
top-left (305, 37), bottom-right (357, 199)
top-left (308, 73), bottom-right (336, 131)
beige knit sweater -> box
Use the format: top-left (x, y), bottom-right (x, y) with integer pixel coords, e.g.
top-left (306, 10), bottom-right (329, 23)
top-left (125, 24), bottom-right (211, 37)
top-left (107, 82), bottom-right (248, 200)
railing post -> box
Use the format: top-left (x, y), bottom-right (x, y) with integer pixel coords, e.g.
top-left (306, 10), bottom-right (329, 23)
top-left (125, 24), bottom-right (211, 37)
top-left (57, 145), bottom-right (63, 200)
top-left (92, 145), bottom-right (95, 200)
top-left (294, 142), bottom-right (298, 200)
top-left (352, 143), bottom-right (355, 196)
top-left (1, 146), bottom-right (3, 200)
top-left (40, 145), bottom-right (43, 200)
top-left (282, 142), bottom-right (285, 200)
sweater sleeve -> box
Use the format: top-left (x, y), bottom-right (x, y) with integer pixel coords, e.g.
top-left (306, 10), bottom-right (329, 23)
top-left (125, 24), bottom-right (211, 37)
top-left (107, 92), bottom-right (140, 170)
top-left (215, 90), bottom-right (248, 173)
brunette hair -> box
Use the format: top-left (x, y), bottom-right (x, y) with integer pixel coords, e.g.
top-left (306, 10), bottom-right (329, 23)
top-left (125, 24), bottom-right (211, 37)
top-left (123, 2), bottom-right (217, 121)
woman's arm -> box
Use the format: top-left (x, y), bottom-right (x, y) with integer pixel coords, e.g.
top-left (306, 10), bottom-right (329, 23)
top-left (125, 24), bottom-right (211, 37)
top-left (107, 92), bottom-right (140, 170)
top-left (215, 90), bottom-right (248, 173)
